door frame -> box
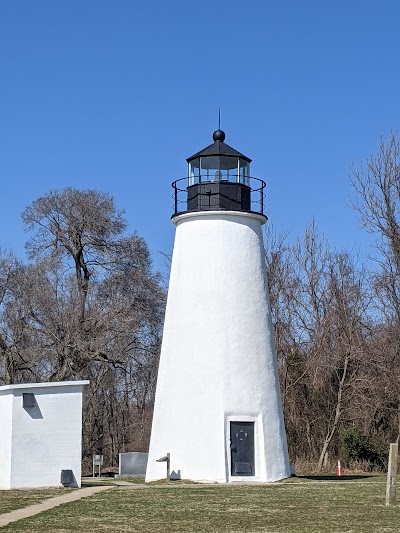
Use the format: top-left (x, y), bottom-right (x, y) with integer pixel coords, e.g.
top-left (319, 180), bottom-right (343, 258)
top-left (225, 414), bottom-right (265, 482)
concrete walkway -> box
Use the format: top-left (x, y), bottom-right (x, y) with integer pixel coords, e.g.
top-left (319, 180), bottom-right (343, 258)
top-left (0, 485), bottom-right (113, 528)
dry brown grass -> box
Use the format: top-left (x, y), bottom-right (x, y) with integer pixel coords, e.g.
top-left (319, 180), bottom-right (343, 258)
top-left (293, 458), bottom-right (387, 476)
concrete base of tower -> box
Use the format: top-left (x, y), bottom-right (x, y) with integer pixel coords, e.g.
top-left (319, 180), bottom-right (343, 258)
top-left (145, 410), bottom-right (291, 483)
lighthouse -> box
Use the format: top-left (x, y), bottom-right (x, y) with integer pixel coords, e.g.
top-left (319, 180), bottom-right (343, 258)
top-left (146, 129), bottom-right (291, 483)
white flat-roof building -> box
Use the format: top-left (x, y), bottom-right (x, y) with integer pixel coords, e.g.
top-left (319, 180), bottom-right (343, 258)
top-left (0, 380), bottom-right (89, 489)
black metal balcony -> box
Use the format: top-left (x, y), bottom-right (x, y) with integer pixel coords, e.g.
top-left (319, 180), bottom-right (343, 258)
top-left (171, 176), bottom-right (266, 219)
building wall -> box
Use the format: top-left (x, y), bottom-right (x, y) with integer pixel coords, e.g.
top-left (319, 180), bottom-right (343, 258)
top-left (146, 211), bottom-right (290, 483)
top-left (0, 393), bottom-right (13, 489)
top-left (0, 381), bottom-right (88, 489)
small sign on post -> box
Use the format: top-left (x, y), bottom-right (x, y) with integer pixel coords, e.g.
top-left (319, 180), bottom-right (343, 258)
top-left (93, 454), bottom-right (104, 478)
top-left (156, 453), bottom-right (170, 480)
top-left (386, 443), bottom-right (398, 506)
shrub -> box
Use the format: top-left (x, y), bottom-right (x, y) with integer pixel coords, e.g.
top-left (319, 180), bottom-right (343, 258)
top-left (340, 427), bottom-right (387, 469)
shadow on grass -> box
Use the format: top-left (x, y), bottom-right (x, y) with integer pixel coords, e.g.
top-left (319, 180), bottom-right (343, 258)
top-left (81, 477), bottom-right (146, 488)
top-left (296, 474), bottom-right (376, 481)
top-left (81, 481), bottom-right (117, 488)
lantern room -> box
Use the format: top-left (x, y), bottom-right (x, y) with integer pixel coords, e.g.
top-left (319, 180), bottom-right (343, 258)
top-left (172, 130), bottom-right (266, 218)
top-left (187, 129), bottom-right (251, 185)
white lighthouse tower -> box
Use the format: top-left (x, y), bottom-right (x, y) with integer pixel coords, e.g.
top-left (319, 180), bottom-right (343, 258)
top-left (146, 129), bottom-right (290, 483)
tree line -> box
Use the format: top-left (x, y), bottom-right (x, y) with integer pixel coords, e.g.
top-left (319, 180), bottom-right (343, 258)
top-left (0, 188), bottom-right (165, 471)
top-left (1, 133), bottom-right (400, 472)
top-left (268, 133), bottom-right (400, 470)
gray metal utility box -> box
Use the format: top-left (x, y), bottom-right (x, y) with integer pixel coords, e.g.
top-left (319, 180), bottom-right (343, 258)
top-left (118, 452), bottom-right (148, 477)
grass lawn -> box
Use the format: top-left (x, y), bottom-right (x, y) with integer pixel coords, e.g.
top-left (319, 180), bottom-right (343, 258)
top-left (0, 488), bottom-right (73, 515)
top-left (1, 476), bottom-right (400, 532)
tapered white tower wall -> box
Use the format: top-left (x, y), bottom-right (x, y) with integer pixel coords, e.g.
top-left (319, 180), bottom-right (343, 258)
top-left (146, 210), bottom-right (290, 483)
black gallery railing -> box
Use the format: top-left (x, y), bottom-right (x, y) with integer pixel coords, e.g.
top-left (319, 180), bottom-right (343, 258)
top-left (171, 176), bottom-right (266, 217)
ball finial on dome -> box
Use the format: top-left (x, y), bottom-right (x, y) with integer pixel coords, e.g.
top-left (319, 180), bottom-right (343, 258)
top-left (213, 129), bottom-right (226, 142)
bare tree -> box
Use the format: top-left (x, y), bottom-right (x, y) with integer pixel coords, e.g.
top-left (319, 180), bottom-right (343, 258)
top-left (316, 252), bottom-right (370, 469)
top-left (352, 132), bottom-right (400, 443)
top-left (266, 223), bottom-right (373, 469)
top-left (351, 133), bottom-right (400, 266)
top-left (22, 188), bottom-right (126, 322)
top-left (0, 250), bottom-right (41, 384)
top-left (20, 188), bottom-right (163, 381)
top-left (0, 188), bottom-right (166, 467)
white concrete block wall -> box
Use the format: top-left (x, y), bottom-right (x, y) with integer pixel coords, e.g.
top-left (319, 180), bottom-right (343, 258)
top-left (0, 381), bottom-right (88, 489)
top-left (0, 393), bottom-right (13, 489)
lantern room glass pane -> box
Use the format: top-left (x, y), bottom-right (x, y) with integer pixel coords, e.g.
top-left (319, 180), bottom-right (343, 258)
top-left (188, 159), bottom-right (200, 185)
top-left (200, 156), bottom-right (219, 171)
top-left (239, 161), bottom-right (250, 185)
top-left (189, 158), bottom-right (200, 172)
top-left (219, 157), bottom-right (239, 170)
top-left (198, 156), bottom-right (219, 182)
top-left (219, 157), bottom-right (238, 182)
top-left (189, 156), bottom-right (250, 184)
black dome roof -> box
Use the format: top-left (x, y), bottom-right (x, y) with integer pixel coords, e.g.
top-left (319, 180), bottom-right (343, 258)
top-left (187, 130), bottom-right (251, 163)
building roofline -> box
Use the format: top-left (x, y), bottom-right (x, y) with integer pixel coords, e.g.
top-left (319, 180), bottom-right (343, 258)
top-left (0, 380), bottom-right (90, 392)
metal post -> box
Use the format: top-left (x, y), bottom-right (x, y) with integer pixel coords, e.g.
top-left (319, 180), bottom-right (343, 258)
top-left (386, 443), bottom-right (398, 506)
top-left (174, 182), bottom-right (177, 214)
top-left (166, 452), bottom-right (170, 481)
top-left (156, 453), bottom-right (171, 481)
top-left (92, 455), bottom-right (95, 478)
top-left (260, 183), bottom-right (264, 214)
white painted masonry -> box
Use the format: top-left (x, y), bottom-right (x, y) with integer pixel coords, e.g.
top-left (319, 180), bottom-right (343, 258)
top-left (146, 211), bottom-right (291, 483)
top-left (0, 380), bottom-right (89, 489)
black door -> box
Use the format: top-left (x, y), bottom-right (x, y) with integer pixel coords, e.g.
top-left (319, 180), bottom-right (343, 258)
top-left (230, 421), bottom-right (255, 476)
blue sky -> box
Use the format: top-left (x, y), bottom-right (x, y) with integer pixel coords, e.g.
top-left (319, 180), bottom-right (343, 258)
top-left (1, 1), bottom-right (399, 272)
